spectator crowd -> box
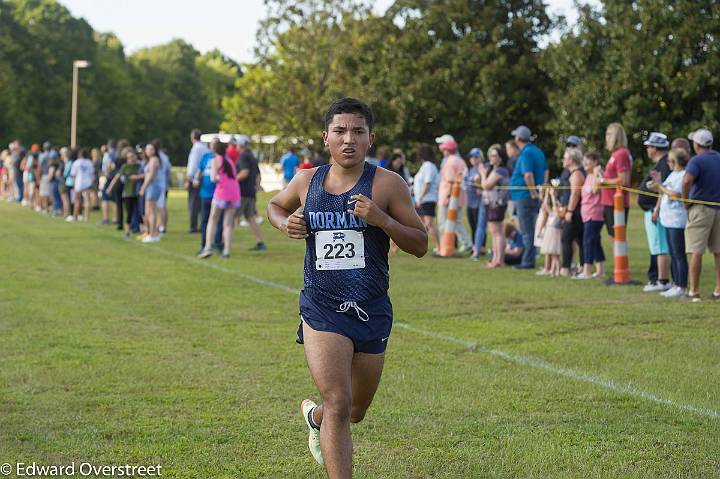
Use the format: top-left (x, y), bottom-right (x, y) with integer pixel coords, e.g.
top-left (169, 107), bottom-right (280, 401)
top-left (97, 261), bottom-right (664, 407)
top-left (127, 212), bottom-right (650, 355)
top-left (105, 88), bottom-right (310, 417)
top-left (3, 122), bottom-right (719, 300)
top-left (400, 123), bottom-right (720, 302)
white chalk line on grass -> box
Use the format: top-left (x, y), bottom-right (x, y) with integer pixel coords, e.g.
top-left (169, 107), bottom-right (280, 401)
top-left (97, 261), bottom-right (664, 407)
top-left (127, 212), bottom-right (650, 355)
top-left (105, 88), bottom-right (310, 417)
top-left (142, 243), bottom-right (720, 420)
top-left (60, 213), bottom-right (719, 421)
top-left (395, 322), bottom-right (718, 419)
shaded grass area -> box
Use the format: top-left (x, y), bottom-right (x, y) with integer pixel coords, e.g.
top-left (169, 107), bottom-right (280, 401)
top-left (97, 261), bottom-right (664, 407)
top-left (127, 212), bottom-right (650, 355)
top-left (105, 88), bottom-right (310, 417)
top-left (1, 193), bottom-right (718, 478)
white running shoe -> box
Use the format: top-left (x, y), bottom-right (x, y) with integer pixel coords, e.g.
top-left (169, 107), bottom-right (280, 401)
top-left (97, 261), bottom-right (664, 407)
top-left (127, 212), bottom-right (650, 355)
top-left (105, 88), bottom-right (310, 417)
top-left (239, 219), bottom-right (249, 227)
top-left (301, 399), bottom-right (323, 465)
top-left (661, 286), bottom-right (687, 298)
top-left (65, 216), bottom-right (75, 222)
top-left (457, 243), bottom-right (472, 254)
top-left (643, 282), bottom-right (668, 292)
top-left (142, 235), bottom-right (160, 244)
top-left (255, 215), bottom-right (264, 225)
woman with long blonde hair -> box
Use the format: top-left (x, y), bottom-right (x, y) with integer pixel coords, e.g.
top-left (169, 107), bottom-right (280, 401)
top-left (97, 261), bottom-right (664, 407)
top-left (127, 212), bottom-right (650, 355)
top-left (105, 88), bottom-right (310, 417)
top-left (599, 122), bottom-right (632, 236)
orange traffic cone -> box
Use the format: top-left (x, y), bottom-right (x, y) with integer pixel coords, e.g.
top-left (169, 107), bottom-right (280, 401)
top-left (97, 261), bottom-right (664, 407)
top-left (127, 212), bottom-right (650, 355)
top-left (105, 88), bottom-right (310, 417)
top-left (612, 186), bottom-right (630, 284)
top-left (440, 175), bottom-right (462, 257)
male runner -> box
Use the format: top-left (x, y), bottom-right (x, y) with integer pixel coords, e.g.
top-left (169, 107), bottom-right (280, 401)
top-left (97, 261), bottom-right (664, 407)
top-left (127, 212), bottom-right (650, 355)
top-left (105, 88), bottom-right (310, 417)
top-left (268, 98), bottom-right (428, 478)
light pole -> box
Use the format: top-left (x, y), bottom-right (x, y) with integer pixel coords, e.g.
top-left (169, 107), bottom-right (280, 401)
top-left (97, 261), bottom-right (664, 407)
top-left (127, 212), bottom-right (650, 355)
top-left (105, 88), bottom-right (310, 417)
top-left (70, 60), bottom-right (90, 148)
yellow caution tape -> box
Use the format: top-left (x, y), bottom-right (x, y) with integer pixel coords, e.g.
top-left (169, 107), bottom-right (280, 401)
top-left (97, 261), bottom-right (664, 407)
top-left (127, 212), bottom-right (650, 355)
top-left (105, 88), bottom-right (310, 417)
top-left (458, 180), bottom-right (720, 207)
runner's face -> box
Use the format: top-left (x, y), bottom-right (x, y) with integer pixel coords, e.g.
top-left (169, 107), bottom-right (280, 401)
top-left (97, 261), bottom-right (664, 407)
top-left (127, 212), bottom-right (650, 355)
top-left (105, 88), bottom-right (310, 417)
top-left (323, 113), bottom-right (374, 167)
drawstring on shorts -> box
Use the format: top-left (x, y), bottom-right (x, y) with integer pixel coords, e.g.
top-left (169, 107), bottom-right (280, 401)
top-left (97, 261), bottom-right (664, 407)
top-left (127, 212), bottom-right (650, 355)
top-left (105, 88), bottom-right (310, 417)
top-left (336, 301), bottom-right (370, 321)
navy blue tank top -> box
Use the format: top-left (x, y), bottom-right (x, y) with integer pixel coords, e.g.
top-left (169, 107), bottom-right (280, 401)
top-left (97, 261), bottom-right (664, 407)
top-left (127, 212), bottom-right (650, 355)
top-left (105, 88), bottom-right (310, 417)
top-left (303, 163), bottom-right (390, 303)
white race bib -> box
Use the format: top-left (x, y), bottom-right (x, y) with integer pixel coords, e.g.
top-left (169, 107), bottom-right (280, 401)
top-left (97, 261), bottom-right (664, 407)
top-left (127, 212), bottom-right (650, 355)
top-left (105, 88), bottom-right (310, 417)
top-left (315, 229), bottom-right (365, 271)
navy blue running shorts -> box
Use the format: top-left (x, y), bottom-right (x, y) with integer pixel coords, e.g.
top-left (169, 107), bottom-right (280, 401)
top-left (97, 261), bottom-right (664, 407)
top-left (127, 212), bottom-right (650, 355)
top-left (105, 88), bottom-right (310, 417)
top-left (297, 291), bottom-right (393, 354)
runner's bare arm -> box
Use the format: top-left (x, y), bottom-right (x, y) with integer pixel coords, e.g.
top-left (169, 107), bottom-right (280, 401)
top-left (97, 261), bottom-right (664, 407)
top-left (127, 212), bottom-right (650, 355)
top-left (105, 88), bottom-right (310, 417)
top-left (350, 172), bottom-right (427, 257)
top-left (268, 169), bottom-right (313, 239)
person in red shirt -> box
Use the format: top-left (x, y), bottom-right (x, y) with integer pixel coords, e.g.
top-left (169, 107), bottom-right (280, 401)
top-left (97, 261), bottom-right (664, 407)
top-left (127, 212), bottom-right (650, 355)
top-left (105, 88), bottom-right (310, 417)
top-left (226, 137), bottom-right (240, 165)
top-left (298, 153), bottom-right (314, 170)
top-left (437, 139), bottom-right (470, 252)
top-left (599, 122), bottom-right (632, 236)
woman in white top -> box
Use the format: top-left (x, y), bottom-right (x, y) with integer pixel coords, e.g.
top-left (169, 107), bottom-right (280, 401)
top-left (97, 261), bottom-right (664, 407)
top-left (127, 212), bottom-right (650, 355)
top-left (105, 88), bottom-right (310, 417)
top-left (413, 145), bottom-right (440, 252)
top-left (70, 149), bottom-right (95, 222)
top-left (649, 147), bottom-right (689, 297)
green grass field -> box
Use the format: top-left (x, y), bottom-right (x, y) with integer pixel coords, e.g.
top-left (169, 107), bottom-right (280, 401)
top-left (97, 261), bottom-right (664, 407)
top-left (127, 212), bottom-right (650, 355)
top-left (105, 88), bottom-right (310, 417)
top-left (1, 191), bottom-right (719, 478)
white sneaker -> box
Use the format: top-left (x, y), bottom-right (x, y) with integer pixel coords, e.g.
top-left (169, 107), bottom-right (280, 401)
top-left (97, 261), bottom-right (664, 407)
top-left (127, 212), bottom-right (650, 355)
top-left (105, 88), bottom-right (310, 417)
top-left (65, 216), bottom-right (75, 222)
top-left (78, 215), bottom-right (86, 222)
top-left (643, 282), bottom-right (668, 292)
top-left (301, 399), bottom-right (323, 465)
top-left (457, 243), bottom-right (472, 254)
top-left (255, 215), bottom-right (264, 225)
top-left (661, 286), bottom-right (687, 298)
top-left (239, 219), bottom-right (249, 227)
top-left (142, 235), bottom-right (159, 244)
top-left (34, 206), bottom-right (42, 212)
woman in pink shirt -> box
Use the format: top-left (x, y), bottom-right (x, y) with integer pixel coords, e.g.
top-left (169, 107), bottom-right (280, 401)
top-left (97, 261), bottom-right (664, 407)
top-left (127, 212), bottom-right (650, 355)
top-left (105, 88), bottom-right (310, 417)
top-left (577, 152), bottom-right (605, 279)
top-left (199, 142), bottom-right (241, 259)
top-left (600, 122), bottom-right (632, 236)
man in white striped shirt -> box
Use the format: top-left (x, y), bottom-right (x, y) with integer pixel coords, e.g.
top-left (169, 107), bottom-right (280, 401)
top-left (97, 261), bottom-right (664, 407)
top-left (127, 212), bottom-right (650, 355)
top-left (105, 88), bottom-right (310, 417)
top-left (186, 129), bottom-right (209, 233)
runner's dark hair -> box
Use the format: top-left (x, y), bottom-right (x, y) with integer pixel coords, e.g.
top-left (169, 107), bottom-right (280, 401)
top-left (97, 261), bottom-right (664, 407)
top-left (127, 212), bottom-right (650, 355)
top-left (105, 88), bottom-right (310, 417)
top-left (323, 98), bottom-right (374, 132)
top-left (212, 142), bottom-right (233, 178)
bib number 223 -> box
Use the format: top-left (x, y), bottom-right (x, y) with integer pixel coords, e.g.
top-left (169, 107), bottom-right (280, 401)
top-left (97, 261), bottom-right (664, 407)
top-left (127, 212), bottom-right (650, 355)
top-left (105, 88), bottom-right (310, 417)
top-left (315, 229), bottom-right (365, 270)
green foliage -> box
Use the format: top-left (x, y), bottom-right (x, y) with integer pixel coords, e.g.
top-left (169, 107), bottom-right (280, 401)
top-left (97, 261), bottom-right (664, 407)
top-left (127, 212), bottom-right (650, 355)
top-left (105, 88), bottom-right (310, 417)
top-left (222, 0), bottom-right (376, 149)
top-left (2, 0), bottom-right (719, 171)
top-left (543, 0), bottom-right (720, 171)
top-left (0, 0), bottom-right (240, 163)
top-left (223, 0), bottom-right (554, 157)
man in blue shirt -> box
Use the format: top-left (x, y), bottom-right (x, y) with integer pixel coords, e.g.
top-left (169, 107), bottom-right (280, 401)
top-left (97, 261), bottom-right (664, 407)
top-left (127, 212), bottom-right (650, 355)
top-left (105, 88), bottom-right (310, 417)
top-left (682, 128), bottom-right (720, 301)
top-left (509, 125), bottom-right (548, 269)
top-left (279, 147), bottom-right (300, 187)
top-left (193, 143), bottom-right (222, 253)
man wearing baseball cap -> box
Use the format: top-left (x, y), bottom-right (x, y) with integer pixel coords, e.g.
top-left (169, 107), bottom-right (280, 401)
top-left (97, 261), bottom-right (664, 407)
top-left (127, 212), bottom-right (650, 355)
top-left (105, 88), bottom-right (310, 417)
top-left (435, 134), bottom-right (455, 169)
top-left (437, 138), bottom-right (471, 252)
top-left (508, 125), bottom-right (548, 269)
top-left (639, 132), bottom-right (672, 292)
top-left (565, 135), bottom-right (582, 148)
top-left (682, 128), bottom-right (720, 301)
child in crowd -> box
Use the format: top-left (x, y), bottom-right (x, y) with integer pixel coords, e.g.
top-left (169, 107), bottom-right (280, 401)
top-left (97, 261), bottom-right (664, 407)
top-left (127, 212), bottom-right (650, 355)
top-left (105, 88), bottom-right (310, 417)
top-left (539, 182), bottom-right (562, 276)
top-left (534, 187), bottom-right (548, 273)
top-left (503, 222), bottom-right (525, 266)
top-left (576, 152), bottom-right (605, 279)
top-left (651, 147), bottom-right (689, 297)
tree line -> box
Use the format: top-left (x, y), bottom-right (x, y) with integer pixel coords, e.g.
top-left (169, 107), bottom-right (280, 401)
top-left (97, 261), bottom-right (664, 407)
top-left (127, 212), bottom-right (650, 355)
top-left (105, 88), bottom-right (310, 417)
top-left (223, 0), bottom-right (720, 173)
top-left (2, 0), bottom-right (719, 171)
top-left (0, 0), bottom-right (240, 163)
